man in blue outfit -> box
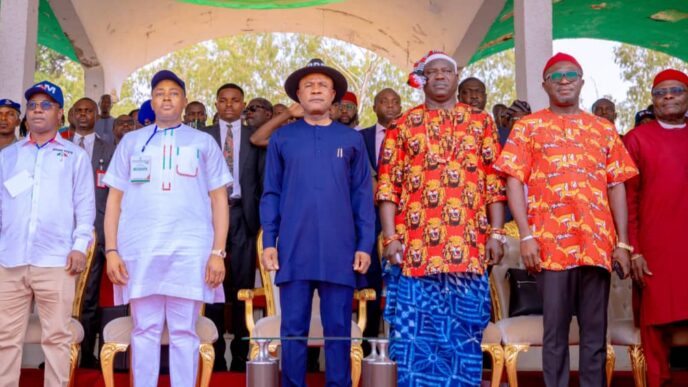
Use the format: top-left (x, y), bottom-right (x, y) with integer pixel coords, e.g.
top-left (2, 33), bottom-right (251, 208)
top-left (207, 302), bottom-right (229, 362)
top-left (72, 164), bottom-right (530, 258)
top-left (260, 58), bottom-right (376, 387)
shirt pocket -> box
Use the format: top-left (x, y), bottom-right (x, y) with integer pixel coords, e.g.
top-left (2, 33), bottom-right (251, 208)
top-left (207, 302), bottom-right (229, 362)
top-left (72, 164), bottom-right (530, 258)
top-left (175, 146), bottom-right (199, 177)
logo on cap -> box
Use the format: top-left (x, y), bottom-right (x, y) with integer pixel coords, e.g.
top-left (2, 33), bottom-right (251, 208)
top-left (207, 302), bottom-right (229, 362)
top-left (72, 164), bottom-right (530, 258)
top-left (36, 83), bottom-right (57, 94)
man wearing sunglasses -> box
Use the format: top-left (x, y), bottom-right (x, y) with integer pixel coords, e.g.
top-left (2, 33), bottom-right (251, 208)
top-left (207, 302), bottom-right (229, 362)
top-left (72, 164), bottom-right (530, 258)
top-left (244, 98), bottom-right (273, 130)
top-left (623, 69), bottom-right (688, 387)
top-left (337, 91), bottom-right (359, 129)
top-left (0, 81), bottom-right (95, 387)
top-left (495, 52), bottom-right (639, 387)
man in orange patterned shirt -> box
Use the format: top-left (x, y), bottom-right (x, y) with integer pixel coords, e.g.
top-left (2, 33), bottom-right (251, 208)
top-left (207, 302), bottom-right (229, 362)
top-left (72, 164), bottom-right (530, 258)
top-left (494, 52), bottom-right (638, 387)
top-left (376, 51), bottom-right (507, 386)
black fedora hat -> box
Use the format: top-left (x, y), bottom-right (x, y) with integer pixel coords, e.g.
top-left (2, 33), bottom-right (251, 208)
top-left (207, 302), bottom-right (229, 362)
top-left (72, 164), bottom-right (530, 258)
top-left (284, 58), bottom-right (348, 103)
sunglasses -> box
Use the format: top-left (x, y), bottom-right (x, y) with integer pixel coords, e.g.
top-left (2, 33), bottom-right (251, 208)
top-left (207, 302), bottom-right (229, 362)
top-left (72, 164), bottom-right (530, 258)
top-left (546, 71), bottom-right (581, 83)
top-left (27, 100), bottom-right (57, 111)
top-left (245, 105), bottom-right (268, 113)
top-left (651, 86), bottom-right (686, 98)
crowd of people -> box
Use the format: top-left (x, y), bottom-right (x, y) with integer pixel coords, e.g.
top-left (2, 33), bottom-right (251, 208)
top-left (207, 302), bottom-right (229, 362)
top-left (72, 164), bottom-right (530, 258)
top-left (0, 49), bottom-right (685, 387)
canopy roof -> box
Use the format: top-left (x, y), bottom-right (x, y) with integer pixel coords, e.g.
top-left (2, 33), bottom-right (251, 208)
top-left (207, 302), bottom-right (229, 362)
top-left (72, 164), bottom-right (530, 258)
top-left (471, 0), bottom-right (688, 63)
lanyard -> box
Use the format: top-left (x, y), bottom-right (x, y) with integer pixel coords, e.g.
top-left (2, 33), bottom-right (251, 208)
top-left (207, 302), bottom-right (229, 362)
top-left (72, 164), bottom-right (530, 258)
top-left (141, 124), bottom-right (181, 153)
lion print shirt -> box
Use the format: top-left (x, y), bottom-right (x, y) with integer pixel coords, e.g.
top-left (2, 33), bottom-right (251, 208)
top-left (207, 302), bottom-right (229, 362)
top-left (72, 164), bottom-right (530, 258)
top-left (376, 102), bottom-right (506, 277)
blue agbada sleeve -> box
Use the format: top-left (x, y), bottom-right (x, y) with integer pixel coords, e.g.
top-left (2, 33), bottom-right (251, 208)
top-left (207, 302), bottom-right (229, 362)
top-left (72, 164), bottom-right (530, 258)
top-left (260, 131), bottom-right (282, 248)
top-left (350, 134), bottom-right (375, 254)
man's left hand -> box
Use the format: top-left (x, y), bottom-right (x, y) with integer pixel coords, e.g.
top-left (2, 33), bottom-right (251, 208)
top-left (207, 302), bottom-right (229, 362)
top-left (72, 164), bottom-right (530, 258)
top-left (485, 238), bottom-right (504, 265)
top-left (205, 255), bottom-right (225, 288)
top-left (65, 250), bottom-right (87, 276)
top-left (353, 251), bottom-right (371, 274)
top-left (612, 247), bottom-right (631, 279)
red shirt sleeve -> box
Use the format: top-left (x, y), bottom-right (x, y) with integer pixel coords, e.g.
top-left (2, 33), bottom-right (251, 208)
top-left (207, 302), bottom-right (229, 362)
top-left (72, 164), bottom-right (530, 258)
top-left (622, 130), bottom-right (642, 253)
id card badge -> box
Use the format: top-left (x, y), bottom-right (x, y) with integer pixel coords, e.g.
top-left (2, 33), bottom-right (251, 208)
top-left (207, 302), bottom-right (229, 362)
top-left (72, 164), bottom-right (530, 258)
top-left (130, 155), bottom-right (152, 183)
top-left (96, 169), bottom-right (106, 188)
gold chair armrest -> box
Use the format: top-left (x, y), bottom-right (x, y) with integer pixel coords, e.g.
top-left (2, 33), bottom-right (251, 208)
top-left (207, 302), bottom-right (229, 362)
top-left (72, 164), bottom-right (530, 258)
top-left (354, 288), bottom-right (376, 333)
top-left (238, 289), bottom-right (256, 336)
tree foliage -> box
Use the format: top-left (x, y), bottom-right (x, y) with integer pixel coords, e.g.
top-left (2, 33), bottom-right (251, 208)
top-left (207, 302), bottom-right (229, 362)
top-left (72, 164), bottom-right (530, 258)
top-left (614, 44), bottom-right (688, 131)
top-left (34, 45), bottom-right (84, 111)
top-left (462, 49), bottom-right (516, 112)
top-left (114, 33), bottom-right (423, 127)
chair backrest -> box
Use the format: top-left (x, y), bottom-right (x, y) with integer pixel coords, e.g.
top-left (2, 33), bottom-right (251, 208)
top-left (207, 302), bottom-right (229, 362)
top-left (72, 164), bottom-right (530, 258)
top-left (72, 230), bottom-right (98, 319)
top-left (490, 222), bottom-right (524, 321)
top-left (608, 272), bottom-right (634, 321)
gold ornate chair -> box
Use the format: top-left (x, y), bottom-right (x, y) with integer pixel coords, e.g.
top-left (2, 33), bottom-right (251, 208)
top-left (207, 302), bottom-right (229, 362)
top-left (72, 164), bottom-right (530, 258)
top-left (99, 293), bottom-right (217, 386)
top-left (238, 229), bottom-right (376, 387)
top-left (22, 230), bottom-right (97, 387)
top-left (481, 322), bottom-right (505, 387)
top-left (490, 223), bottom-right (614, 387)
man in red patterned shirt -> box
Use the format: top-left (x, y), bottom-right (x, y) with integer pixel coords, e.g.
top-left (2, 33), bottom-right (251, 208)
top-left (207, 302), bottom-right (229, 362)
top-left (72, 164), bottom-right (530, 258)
top-left (495, 53), bottom-right (638, 387)
top-left (376, 50), bottom-right (506, 386)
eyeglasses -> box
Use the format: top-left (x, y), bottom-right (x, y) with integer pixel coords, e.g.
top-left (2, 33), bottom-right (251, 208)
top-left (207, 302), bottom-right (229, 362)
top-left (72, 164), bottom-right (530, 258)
top-left (651, 86), bottom-right (686, 98)
top-left (27, 100), bottom-right (56, 111)
top-left (246, 105), bottom-right (268, 113)
top-left (339, 104), bottom-right (357, 111)
top-left (546, 71), bottom-right (581, 83)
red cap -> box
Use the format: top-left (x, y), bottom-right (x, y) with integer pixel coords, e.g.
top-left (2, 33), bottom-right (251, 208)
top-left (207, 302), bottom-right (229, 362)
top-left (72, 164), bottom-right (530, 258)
top-left (652, 69), bottom-right (688, 88)
top-left (542, 52), bottom-right (582, 78)
top-left (341, 91), bottom-right (358, 105)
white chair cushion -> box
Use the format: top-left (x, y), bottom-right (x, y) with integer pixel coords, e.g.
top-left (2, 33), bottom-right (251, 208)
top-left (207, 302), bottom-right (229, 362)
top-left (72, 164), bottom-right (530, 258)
top-left (252, 315), bottom-right (362, 347)
top-left (608, 319), bottom-right (641, 345)
top-left (24, 314), bottom-right (84, 344)
top-left (102, 316), bottom-right (218, 345)
top-left (482, 321), bottom-right (502, 344)
top-left (496, 315), bottom-right (580, 345)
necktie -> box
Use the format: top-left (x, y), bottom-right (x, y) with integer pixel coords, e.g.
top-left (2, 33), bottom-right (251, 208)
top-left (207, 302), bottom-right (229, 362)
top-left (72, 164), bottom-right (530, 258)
top-left (78, 136), bottom-right (85, 149)
top-left (223, 124), bottom-right (234, 173)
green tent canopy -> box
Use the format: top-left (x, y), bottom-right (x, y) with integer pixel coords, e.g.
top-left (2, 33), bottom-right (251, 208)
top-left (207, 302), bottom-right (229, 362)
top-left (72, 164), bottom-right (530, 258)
top-left (470, 0), bottom-right (688, 64)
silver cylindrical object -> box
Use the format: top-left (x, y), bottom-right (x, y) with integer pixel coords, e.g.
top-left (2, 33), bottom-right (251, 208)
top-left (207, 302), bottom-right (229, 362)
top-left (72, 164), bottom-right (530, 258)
top-left (361, 339), bottom-right (379, 387)
top-left (365, 339), bottom-right (397, 387)
top-left (246, 339), bottom-right (279, 387)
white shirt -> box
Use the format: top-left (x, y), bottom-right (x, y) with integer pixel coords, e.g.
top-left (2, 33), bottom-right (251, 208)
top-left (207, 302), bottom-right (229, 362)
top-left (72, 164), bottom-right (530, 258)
top-left (219, 118), bottom-right (242, 199)
top-left (0, 135), bottom-right (95, 268)
top-left (72, 132), bottom-right (96, 160)
top-left (374, 122), bottom-right (387, 162)
top-left (103, 124), bottom-right (232, 304)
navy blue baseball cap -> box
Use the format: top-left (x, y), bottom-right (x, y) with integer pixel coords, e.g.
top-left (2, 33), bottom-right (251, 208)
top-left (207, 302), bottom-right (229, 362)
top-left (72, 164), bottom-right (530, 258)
top-left (0, 99), bottom-right (20, 113)
top-left (24, 80), bottom-right (64, 108)
top-left (151, 70), bottom-right (185, 93)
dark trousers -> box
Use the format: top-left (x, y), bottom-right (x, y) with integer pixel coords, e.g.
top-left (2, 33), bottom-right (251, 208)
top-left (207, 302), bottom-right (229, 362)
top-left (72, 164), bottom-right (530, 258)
top-left (280, 280), bottom-right (354, 387)
top-left (79, 246), bottom-right (105, 368)
top-left (537, 266), bottom-right (610, 387)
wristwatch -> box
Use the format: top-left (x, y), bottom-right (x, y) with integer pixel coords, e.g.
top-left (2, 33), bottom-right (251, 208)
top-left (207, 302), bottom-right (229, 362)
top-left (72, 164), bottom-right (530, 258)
top-left (211, 249), bottom-right (227, 258)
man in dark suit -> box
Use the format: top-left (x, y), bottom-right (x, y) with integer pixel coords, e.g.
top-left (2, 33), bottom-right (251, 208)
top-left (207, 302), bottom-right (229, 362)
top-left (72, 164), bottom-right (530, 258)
top-left (70, 97), bottom-right (115, 368)
top-left (358, 88), bottom-right (401, 355)
top-left (201, 85), bottom-right (268, 371)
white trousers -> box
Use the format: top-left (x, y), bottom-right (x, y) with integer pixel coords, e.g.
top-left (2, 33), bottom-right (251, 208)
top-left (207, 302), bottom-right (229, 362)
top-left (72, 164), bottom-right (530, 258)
top-left (130, 295), bottom-right (201, 387)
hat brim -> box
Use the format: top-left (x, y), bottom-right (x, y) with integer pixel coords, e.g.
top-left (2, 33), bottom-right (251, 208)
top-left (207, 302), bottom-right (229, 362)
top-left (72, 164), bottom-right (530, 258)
top-left (284, 65), bottom-right (348, 104)
top-left (24, 88), bottom-right (62, 108)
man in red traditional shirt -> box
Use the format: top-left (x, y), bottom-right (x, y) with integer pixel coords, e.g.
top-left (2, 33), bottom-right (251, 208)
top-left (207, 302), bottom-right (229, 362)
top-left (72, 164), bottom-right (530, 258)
top-left (495, 53), bottom-right (638, 387)
top-left (623, 69), bottom-right (688, 387)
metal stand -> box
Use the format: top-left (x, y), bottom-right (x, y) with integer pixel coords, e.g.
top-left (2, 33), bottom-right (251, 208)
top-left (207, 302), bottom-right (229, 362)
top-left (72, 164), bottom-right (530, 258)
top-left (246, 339), bottom-right (279, 387)
top-left (362, 339), bottom-right (397, 387)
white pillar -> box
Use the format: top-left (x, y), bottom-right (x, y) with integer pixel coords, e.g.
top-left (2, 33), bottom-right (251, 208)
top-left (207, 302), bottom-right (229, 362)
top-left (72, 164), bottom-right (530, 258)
top-left (84, 66), bottom-right (105, 101)
top-left (514, 0), bottom-right (552, 111)
top-left (0, 0), bottom-right (39, 103)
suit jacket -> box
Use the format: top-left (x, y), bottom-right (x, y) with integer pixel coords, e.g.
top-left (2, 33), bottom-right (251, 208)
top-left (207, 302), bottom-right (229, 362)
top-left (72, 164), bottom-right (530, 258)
top-left (201, 123), bottom-right (265, 235)
top-left (359, 124), bottom-right (383, 290)
top-left (70, 134), bottom-right (115, 246)
top-left (360, 125), bottom-right (378, 169)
